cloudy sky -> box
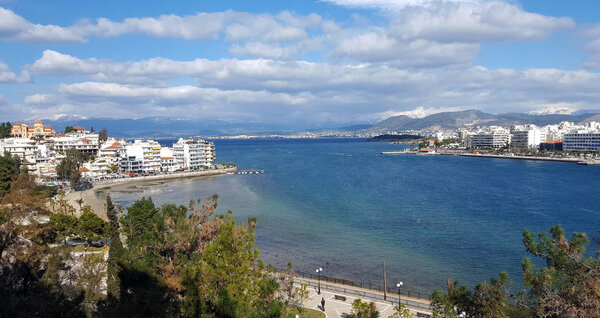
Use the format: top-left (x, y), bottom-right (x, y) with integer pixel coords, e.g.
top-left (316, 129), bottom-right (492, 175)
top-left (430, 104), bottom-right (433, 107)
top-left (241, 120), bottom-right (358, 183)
top-left (1, 0), bottom-right (599, 127)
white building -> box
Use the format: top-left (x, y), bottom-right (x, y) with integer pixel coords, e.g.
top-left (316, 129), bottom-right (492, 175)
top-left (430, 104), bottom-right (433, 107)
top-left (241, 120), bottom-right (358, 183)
top-left (511, 126), bottom-right (545, 149)
top-left (160, 147), bottom-right (180, 172)
top-left (119, 140), bottom-right (162, 173)
top-left (50, 136), bottom-right (99, 154)
top-left (173, 138), bottom-right (215, 170)
top-left (0, 138), bottom-right (39, 172)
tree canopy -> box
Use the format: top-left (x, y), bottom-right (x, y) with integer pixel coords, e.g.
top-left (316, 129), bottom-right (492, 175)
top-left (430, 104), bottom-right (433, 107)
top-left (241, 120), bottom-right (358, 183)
top-left (0, 122), bottom-right (11, 139)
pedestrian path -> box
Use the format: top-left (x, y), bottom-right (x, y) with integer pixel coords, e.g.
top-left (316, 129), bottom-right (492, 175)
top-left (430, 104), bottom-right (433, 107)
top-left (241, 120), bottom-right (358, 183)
top-left (296, 277), bottom-right (432, 317)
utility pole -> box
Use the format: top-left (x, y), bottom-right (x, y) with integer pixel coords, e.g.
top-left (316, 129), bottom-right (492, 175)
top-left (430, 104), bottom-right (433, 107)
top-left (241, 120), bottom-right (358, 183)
top-left (383, 261), bottom-right (387, 300)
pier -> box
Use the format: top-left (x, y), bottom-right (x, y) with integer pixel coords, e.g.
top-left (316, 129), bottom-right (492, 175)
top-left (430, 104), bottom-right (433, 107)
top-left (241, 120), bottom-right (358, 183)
top-left (231, 169), bottom-right (265, 175)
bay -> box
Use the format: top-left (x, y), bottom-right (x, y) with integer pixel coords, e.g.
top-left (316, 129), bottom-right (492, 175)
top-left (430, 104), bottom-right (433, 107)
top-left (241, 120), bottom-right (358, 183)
top-left (109, 138), bottom-right (600, 295)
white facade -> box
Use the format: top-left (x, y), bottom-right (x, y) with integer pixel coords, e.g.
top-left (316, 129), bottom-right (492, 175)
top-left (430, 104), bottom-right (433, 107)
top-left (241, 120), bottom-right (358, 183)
top-left (511, 127), bottom-right (545, 149)
top-left (50, 136), bottom-right (99, 154)
top-left (119, 140), bottom-right (162, 173)
top-left (173, 138), bottom-right (215, 170)
top-left (160, 147), bottom-right (181, 172)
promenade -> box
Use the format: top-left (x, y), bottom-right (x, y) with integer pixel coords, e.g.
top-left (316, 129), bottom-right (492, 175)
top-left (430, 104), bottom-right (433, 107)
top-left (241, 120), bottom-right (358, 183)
top-left (296, 276), bottom-right (432, 317)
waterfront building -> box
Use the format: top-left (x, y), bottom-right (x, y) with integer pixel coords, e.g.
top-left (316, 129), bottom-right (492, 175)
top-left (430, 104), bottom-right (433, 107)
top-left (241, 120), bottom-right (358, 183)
top-left (10, 120), bottom-right (56, 138)
top-left (563, 133), bottom-right (600, 152)
top-left (471, 133), bottom-right (509, 149)
top-left (511, 126), bottom-right (545, 149)
top-left (539, 140), bottom-right (563, 151)
top-left (119, 140), bottom-right (162, 173)
top-left (160, 147), bottom-right (181, 172)
top-left (173, 138), bottom-right (215, 170)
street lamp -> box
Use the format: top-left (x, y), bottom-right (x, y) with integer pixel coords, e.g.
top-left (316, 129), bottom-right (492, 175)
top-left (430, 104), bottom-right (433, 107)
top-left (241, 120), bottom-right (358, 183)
top-left (316, 267), bottom-right (323, 294)
top-left (396, 282), bottom-right (403, 306)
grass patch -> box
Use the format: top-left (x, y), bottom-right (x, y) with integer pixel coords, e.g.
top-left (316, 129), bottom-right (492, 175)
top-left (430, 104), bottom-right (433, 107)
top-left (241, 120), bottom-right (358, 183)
top-left (283, 307), bottom-right (325, 318)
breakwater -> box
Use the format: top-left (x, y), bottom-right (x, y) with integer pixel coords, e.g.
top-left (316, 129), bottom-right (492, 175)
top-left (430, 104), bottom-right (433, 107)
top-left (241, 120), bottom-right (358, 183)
top-left (381, 150), bottom-right (599, 165)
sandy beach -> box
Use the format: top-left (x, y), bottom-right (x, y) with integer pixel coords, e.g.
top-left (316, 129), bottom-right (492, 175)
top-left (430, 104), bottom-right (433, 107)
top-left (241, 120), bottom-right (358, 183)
top-left (64, 168), bottom-right (237, 219)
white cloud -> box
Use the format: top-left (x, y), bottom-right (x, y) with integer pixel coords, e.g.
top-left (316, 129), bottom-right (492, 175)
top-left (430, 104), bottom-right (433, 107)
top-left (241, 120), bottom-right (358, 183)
top-left (0, 7), bottom-right (83, 43)
top-left (0, 61), bottom-right (30, 83)
top-left (322, 0), bottom-right (478, 10)
top-left (24, 93), bottom-right (56, 106)
top-left (389, 1), bottom-right (574, 43)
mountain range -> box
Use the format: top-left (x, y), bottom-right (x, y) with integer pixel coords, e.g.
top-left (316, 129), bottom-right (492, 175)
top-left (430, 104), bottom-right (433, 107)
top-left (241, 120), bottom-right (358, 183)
top-left (35, 110), bottom-right (600, 137)
top-left (366, 110), bottom-right (598, 132)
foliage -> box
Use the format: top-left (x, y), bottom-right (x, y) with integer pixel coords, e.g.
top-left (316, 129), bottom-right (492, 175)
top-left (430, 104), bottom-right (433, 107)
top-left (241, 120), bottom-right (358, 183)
top-left (106, 195), bottom-right (124, 301)
top-left (0, 174), bottom-right (85, 317)
top-left (390, 304), bottom-right (413, 318)
top-left (77, 210), bottom-right (107, 241)
top-left (431, 225), bottom-right (600, 318)
top-left (98, 128), bottom-right (108, 142)
top-left (347, 298), bottom-right (380, 318)
top-left (0, 121), bottom-right (11, 138)
top-left (35, 184), bottom-right (58, 198)
top-left (56, 148), bottom-right (89, 187)
top-left (522, 225), bottom-right (600, 317)
top-left (50, 213), bottom-right (80, 241)
top-left (0, 152), bottom-right (20, 197)
top-left (64, 126), bottom-right (75, 134)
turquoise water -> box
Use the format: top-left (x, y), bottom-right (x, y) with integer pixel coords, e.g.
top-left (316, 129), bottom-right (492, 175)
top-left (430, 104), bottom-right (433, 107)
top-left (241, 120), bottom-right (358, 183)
top-left (110, 138), bottom-right (600, 295)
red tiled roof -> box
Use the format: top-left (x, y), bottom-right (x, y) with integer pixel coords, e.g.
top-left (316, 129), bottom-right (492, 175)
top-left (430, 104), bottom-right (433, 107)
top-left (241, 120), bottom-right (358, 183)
top-left (53, 134), bottom-right (66, 137)
top-left (34, 120), bottom-right (43, 124)
top-left (78, 167), bottom-right (89, 172)
top-left (111, 142), bottom-right (121, 146)
top-left (73, 126), bottom-right (85, 130)
top-left (80, 138), bottom-right (92, 142)
top-left (12, 123), bottom-right (20, 127)
top-left (544, 140), bottom-right (563, 144)
top-left (161, 157), bottom-right (174, 160)
top-left (104, 146), bottom-right (119, 150)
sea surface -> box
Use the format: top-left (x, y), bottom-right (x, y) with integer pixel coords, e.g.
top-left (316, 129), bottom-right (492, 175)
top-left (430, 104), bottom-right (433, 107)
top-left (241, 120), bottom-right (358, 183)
top-left (110, 138), bottom-right (600, 296)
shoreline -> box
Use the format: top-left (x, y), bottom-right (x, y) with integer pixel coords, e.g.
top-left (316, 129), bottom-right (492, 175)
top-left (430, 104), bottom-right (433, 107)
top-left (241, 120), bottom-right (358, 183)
top-left (67, 168), bottom-right (237, 219)
top-left (381, 150), bottom-right (599, 165)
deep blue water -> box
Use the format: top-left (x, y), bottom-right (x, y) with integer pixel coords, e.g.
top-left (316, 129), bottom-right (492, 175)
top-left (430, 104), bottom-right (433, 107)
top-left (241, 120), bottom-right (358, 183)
top-left (111, 138), bottom-right (600, 295)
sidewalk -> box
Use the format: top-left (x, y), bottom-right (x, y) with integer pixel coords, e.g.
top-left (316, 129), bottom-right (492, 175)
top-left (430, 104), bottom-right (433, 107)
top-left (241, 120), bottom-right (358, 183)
top-left (295, 277), bottom-right (432, 317)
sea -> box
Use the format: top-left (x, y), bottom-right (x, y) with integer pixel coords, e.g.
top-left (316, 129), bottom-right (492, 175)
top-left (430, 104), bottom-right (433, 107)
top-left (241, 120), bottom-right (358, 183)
top-left (109, 138), bottom-right (600, 296)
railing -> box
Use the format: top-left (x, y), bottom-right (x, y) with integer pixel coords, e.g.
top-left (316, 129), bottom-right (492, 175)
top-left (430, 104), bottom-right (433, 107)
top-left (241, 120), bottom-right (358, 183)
top-left (295, 270), bottom-right (432, 301)
top-left (293, 276), bottom-right (432, 311)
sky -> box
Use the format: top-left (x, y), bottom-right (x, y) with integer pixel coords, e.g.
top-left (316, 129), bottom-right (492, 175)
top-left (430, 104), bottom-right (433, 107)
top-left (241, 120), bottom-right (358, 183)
top-left (1, 0), bottom-right (600, 128)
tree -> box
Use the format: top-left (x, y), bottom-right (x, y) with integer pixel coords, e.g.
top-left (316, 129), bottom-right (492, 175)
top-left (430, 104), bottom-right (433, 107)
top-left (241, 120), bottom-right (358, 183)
top-left (390, 304), bottom-right (413, 318)
top-left (99, 129), bottom-right (108, 142)
top-left (0, 152), bottom-right (20, 197)
top-left (0, 122), bottom-right (11, 139)
top-left (522, 225), bottom-right (600, 317)
top-left (348, 298), bottom-right (380, 318)
top-left (77, 211), bottom-right (106, 241)
top-left (50, 213), bottom-right (79, 242)
top-left (106, 195), bottom-right (124, 301)
top-left (64, 126), bottom-right (75, 134)
top-left (56, 148), bottom-right (88, 187)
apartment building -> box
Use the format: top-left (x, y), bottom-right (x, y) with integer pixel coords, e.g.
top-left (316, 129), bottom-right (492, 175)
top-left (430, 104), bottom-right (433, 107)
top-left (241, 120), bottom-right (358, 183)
top-left (563, 133), bottom-right (600, 152)
top-left (173, 138), bottom-right (215, 170)
top-left (119, 140), bottom-right (162, 173)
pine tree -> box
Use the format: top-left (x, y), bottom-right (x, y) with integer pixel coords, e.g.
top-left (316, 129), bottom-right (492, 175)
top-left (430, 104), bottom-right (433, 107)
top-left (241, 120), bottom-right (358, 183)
top-left (106, 195), bottom-right (124, 301)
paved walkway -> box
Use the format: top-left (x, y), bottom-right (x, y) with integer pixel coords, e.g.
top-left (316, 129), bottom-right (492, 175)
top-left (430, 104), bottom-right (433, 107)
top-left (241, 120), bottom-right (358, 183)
top-left (296, 277), bottom-right (432, 317)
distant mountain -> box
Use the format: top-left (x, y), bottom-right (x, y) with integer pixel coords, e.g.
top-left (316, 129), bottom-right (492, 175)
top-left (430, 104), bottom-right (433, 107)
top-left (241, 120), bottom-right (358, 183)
top-left (369, 110), bottom-right (599, 132)
top-left (581, 113), bottom-right (600, 123)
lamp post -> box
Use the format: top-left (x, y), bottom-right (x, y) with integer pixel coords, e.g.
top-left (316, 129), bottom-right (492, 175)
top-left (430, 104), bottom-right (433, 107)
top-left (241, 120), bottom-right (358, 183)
top-left (316, 267), bottom-right (323, 294)
top-left (396, 282), bottom-right (403, 306)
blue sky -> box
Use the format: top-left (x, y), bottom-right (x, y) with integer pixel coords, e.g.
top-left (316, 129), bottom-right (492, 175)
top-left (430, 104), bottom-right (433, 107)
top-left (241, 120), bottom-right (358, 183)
top-left (1, 0), bottom-right (600, 127)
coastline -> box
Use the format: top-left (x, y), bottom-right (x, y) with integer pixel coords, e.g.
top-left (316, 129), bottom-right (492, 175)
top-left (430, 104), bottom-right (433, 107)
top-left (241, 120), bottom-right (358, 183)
top-left (66, 167), bottom-right (237, 219)
top-left (381, 150), bottom-right (599, 165)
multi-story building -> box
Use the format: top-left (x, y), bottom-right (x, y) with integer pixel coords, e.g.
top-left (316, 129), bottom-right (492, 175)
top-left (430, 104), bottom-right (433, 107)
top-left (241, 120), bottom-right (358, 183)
top-left (563, 133), bottom-right (600, 152)
top-left (0, 138), bottom-right (39, 172)
top-left (50, 136), bottom-right (99, 154)
top-left (173, 138), bottom-right (215, 170)
top-left (119, 140), bottom-right (162, 173)
top-left (511, 127), bottom-right (545, 149)
top-left (160, 147), bottom-right (180, 172)
top-left (10, 120), bottom-right (56, 138)
top-left (471, 133), bottom-right (510, 149)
